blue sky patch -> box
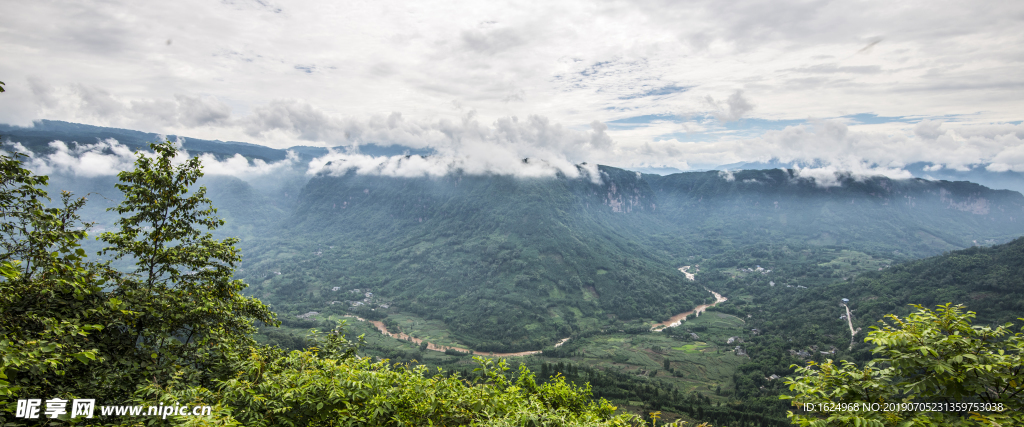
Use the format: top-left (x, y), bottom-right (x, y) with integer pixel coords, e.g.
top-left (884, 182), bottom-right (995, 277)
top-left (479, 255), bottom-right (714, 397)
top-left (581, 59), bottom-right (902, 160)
top-left (722, 118), bottom-right (805, 132)
top-left (841, 113), bottom-right (916, 125)
top-left (618, 85), bottom-right (691, 100)
top-left (606, 114), bottom-right (683, 130)
top-left (652, 131), bottom-right (720, 143)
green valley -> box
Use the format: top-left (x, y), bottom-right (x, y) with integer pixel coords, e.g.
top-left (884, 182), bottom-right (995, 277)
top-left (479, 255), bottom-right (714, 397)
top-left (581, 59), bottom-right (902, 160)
top-left (4, 125), bottom-right (1024, 426)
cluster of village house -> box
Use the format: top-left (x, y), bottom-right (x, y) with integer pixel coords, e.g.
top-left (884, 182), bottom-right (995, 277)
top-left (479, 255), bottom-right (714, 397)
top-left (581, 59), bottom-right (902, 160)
top-left (788, 345), bottom-right (838, 359)
top-left (741, 265), bottom-right (772, 274)
top-left (296, 288), bottom-right (390, 320)
top-left (727, 336), bottom-right (747, 357)
top-left (325, 288), bottom-right (389, 309)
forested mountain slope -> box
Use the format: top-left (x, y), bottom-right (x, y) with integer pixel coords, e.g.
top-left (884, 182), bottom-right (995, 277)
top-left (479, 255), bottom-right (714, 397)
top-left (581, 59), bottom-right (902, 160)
top-left (243, 166), bottom-right (711, 352)
top-left (646, 168), bottom-right (1024, 259)
top-left (678, 235), bottom-right (1024, 421)
top-left (739, 235), bottom-right (1024, 351)
top-left (243, 164), bottom-right (1024, 352)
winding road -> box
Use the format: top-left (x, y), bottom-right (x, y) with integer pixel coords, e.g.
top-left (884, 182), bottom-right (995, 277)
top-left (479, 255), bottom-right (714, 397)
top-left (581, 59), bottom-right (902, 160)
top-left (841, 303), bottom-right (860, 350)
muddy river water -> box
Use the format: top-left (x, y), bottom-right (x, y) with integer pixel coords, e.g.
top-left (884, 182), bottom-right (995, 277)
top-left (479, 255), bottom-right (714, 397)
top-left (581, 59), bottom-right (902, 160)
top-left (651, 289), bottom-right (727, 330)
top-left (345, 317), bottom-right (572, 357)
top-left (352, 266), bottom-right (724, 356)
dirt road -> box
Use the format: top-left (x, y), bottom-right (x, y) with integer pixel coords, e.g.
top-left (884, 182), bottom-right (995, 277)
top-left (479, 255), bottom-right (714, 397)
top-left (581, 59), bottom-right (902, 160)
top-left (842, 303), bottom-right (860, 350)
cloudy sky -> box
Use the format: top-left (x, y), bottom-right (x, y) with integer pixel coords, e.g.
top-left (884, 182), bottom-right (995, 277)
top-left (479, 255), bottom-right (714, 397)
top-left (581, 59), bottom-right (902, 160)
top-left (2, 0), bottom-right (1023, 176)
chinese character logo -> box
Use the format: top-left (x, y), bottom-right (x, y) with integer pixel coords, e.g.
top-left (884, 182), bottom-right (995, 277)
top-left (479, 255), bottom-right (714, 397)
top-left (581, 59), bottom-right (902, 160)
top-left (16, 398), bottom-right (96, 419)
top-left (71, 399), bottom-right (96, 418)
top-left (16, 399), bottom-right (42, 419)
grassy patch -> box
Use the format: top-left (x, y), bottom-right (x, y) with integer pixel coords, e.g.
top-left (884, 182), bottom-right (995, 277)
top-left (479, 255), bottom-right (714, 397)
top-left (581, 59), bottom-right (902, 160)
top-left (672, 342), bottom-right (709, 353)
top-left (558, 310), bottom-right (749, 398)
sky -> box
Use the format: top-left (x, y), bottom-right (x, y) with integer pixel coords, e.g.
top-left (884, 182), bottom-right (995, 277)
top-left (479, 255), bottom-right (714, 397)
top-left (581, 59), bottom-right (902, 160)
top-left (2, 0), bottom-right (1023, 179)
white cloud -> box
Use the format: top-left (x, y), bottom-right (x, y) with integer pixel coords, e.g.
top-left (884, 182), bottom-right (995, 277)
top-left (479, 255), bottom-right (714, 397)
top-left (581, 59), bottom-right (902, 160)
top-left (19, 139), bottom-right (139, 177)
top-left (5, 138), bottom-right (299, 179)
top-left (3, 1), bottom-right (1021, 130)
top-left (0, 0), bottom-right (1021, 180)
top-left (309, 151), bottom-right (601, 183)
top-left (8, 79), bottom-right (235, 132)
top-left (987, 140), bottom-right (1024, 173)
top-left (705, 90), bottom-right (753, 122)
top-left (606, 120), bottom-right (1024, 179)
top-left (791, 163), bottom-right (913, 188)
top-left (914, 120), bottom-right (945, 140)
top-left (199, 150), bottom-right (299, 177)
top-left (302, 111), bottom-right (610, 182)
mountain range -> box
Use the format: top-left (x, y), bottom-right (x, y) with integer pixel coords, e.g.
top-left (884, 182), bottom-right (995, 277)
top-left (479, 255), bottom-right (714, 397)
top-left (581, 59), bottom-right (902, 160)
top-left (5, 120), bottom-right (1023, 352)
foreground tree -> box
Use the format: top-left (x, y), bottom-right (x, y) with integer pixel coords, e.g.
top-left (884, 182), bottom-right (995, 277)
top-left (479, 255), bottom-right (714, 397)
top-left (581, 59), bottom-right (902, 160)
top-left (96, 141), bottom-right (277, 396)
top-left (140, 327), bottom-right (662, 427)
top-left (782, 304), bottom-right (1023, 426)
top-left (1, 141), bottom-right (277, 422)
top-left (0, 152), bottom-right (120, 410)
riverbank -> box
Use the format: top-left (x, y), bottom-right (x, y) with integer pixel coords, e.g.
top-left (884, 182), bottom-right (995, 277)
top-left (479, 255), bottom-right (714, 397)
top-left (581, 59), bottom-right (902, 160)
top-left (346, 264), bottom-right (723, 354)
top-left (345, 316), bottom-right (572, 357)
top-left (651, 289), bottom-right (727, 330)
top-left (678, 265), bottom-right (696, 281)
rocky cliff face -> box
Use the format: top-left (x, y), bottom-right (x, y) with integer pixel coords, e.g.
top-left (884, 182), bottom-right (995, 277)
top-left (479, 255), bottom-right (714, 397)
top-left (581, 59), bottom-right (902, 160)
top-left (595, 167), bottom-right (656, 213)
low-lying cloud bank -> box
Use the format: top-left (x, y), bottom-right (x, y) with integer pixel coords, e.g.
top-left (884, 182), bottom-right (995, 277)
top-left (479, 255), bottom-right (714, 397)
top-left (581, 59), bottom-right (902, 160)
top-left (240, 100), bottom-right (1024, 182)
top-left (9, 80), bottom-right (1023, 186)
top-left (300, 112), bottom-right (608, 183)
top-left (3, 109), bottom-right (1022, 189)
top-left (2, 139), bottom-right (300, 179)
top-left (638, 119), bottom-right (1024, 174)
top-left (2, 106), bottom-right (616, 183)
top-left (1, 129), bottom-right (606, 184)
top-left (309, 151), bottom-right (603, 184)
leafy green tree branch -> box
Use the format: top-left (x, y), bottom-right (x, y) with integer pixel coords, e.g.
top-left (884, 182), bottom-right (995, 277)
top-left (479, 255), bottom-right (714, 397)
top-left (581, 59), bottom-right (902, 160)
top-left (782, 304), bottom-right (1024, 426)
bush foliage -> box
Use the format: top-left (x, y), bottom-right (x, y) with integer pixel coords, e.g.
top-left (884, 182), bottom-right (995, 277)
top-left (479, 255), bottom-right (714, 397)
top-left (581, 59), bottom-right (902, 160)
top-left (782, 304), bottom-right (1023, 426)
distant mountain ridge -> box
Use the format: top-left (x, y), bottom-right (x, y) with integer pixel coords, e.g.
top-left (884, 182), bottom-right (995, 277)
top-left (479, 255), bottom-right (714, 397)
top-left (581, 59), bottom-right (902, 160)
top-left (237, 165), bottom-right (1024, 351)
top-left (0, 119), bottom-right (432, 163)
top-left (5, 120), bottom-right (1024, 352)
top-left (716, 159), bottom-right (1024, 195)
top-left (645, 169), bottom-right (1024, 257)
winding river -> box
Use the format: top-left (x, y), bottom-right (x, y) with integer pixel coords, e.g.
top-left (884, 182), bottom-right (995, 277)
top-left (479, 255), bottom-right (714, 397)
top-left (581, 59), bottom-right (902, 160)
top-left (651, 289), bottom-right (727, 330)
top-left (350, 266), bottom-right (724, 356)
top-left (346, 316), bottom-right (571, 357)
